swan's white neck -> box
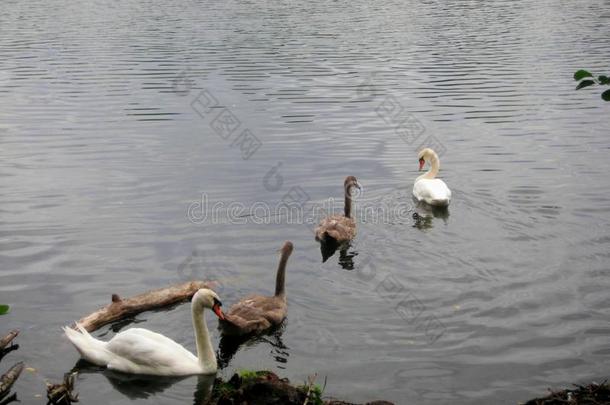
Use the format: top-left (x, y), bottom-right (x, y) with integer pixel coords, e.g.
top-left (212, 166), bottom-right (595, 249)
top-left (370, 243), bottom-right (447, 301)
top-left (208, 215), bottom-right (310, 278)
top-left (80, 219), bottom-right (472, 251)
top-left (191, 299), bottom-right (216, 372)
top-left (417, 152), bottom-right (440, 181)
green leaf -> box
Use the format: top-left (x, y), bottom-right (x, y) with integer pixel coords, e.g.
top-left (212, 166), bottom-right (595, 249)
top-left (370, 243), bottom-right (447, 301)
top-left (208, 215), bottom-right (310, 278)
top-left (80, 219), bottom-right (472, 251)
top-left (602, 89), bottom-right (610, 101)
top-left (0, 304), bottom-right (10, 315)
top-left (599, 75), bottom-right (610, 85)
top-left (576, 80), bottom-right (595, 90)
top-left (574, 70), bottom-right (593, 81)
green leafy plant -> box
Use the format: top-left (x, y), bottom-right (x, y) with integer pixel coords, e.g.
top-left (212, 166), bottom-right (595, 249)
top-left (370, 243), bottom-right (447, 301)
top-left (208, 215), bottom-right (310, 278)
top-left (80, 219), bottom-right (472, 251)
top-left (0, 304), bottom-right (10, 315)
top-left (297, 383), bottom-right (324, 405)
top-left (237, 369), bottom-right (269, 381)
top-left (574, 69), bottom-right (610, 101)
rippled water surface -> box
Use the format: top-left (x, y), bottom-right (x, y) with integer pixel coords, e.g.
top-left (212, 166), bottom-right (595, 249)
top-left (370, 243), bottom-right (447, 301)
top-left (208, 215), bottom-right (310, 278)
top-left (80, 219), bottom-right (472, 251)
top-left (1, 0), bottom-right (609, 404)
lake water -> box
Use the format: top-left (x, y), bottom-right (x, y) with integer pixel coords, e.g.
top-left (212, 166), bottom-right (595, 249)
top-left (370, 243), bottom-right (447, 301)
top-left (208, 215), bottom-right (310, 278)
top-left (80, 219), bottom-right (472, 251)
top-left (1, 0), bottom-right (609, 404)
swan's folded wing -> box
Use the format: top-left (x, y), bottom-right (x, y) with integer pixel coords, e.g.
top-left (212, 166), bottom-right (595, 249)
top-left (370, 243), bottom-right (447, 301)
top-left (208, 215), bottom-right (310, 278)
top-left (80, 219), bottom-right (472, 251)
top-left (221, 295), bottom-right (286, 335)
top-left (107, 328), bottom-right (197, 371)
top-left (414, 179), bottom-right (451, 203)
top-left (413, 179), bottom-right (432, 201)
top-left (315, 215), bottom-right (356, 241)
top-left (225, 296), bottom-right (268, 321)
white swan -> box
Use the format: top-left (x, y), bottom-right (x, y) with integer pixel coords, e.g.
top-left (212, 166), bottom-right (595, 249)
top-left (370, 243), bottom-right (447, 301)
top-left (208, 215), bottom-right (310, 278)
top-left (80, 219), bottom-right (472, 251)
top-left (413, 148), bottom-right (451, 207)
top-left (63, 288), bottom-right (225, 376)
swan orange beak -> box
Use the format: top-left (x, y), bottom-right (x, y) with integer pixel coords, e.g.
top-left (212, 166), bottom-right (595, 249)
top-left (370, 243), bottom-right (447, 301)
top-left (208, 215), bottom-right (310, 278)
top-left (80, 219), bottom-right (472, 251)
top-left (418, 158), bottom-right (425, 171)
top-left (212, 303), bottom-right (225, 320)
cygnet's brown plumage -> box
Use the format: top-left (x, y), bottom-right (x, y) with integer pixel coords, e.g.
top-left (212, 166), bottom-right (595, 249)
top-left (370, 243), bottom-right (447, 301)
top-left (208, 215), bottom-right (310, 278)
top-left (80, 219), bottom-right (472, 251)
top-left (219, 241), bottom-right (293, 336)
top-left (315, 176), bottom-right (361, 243)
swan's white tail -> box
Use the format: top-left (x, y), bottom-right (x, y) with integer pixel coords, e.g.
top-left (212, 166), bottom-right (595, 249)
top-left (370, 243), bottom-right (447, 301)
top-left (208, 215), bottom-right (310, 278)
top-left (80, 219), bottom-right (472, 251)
top-left (63, 324), bottom-right (111, 366)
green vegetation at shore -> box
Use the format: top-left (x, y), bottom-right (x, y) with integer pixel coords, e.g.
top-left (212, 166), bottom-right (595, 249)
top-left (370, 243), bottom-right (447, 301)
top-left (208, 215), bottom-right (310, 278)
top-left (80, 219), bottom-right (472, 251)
top-left (210, 370), bottom-right (390, 405)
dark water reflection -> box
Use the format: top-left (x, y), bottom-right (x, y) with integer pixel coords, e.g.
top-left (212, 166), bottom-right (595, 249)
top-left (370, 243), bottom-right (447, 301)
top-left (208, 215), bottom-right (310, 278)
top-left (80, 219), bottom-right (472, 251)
top-left (217, 325), bottom-right (288, 370)
top-left (74, 361), bottom-right (215, 403)
top-left (1, 0), bottom-right (610, 404)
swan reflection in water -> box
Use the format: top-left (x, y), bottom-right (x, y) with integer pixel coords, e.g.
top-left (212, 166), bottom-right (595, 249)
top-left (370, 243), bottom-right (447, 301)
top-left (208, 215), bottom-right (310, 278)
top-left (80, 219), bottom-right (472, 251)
top-left (319, 239), bottom-right (359, 270)
top-left (216, 324), bottom-right (289, 369)
top-left (412, 199), bottom-right (450, 230)
top-left (72, 360), bottom-right (215, 404)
